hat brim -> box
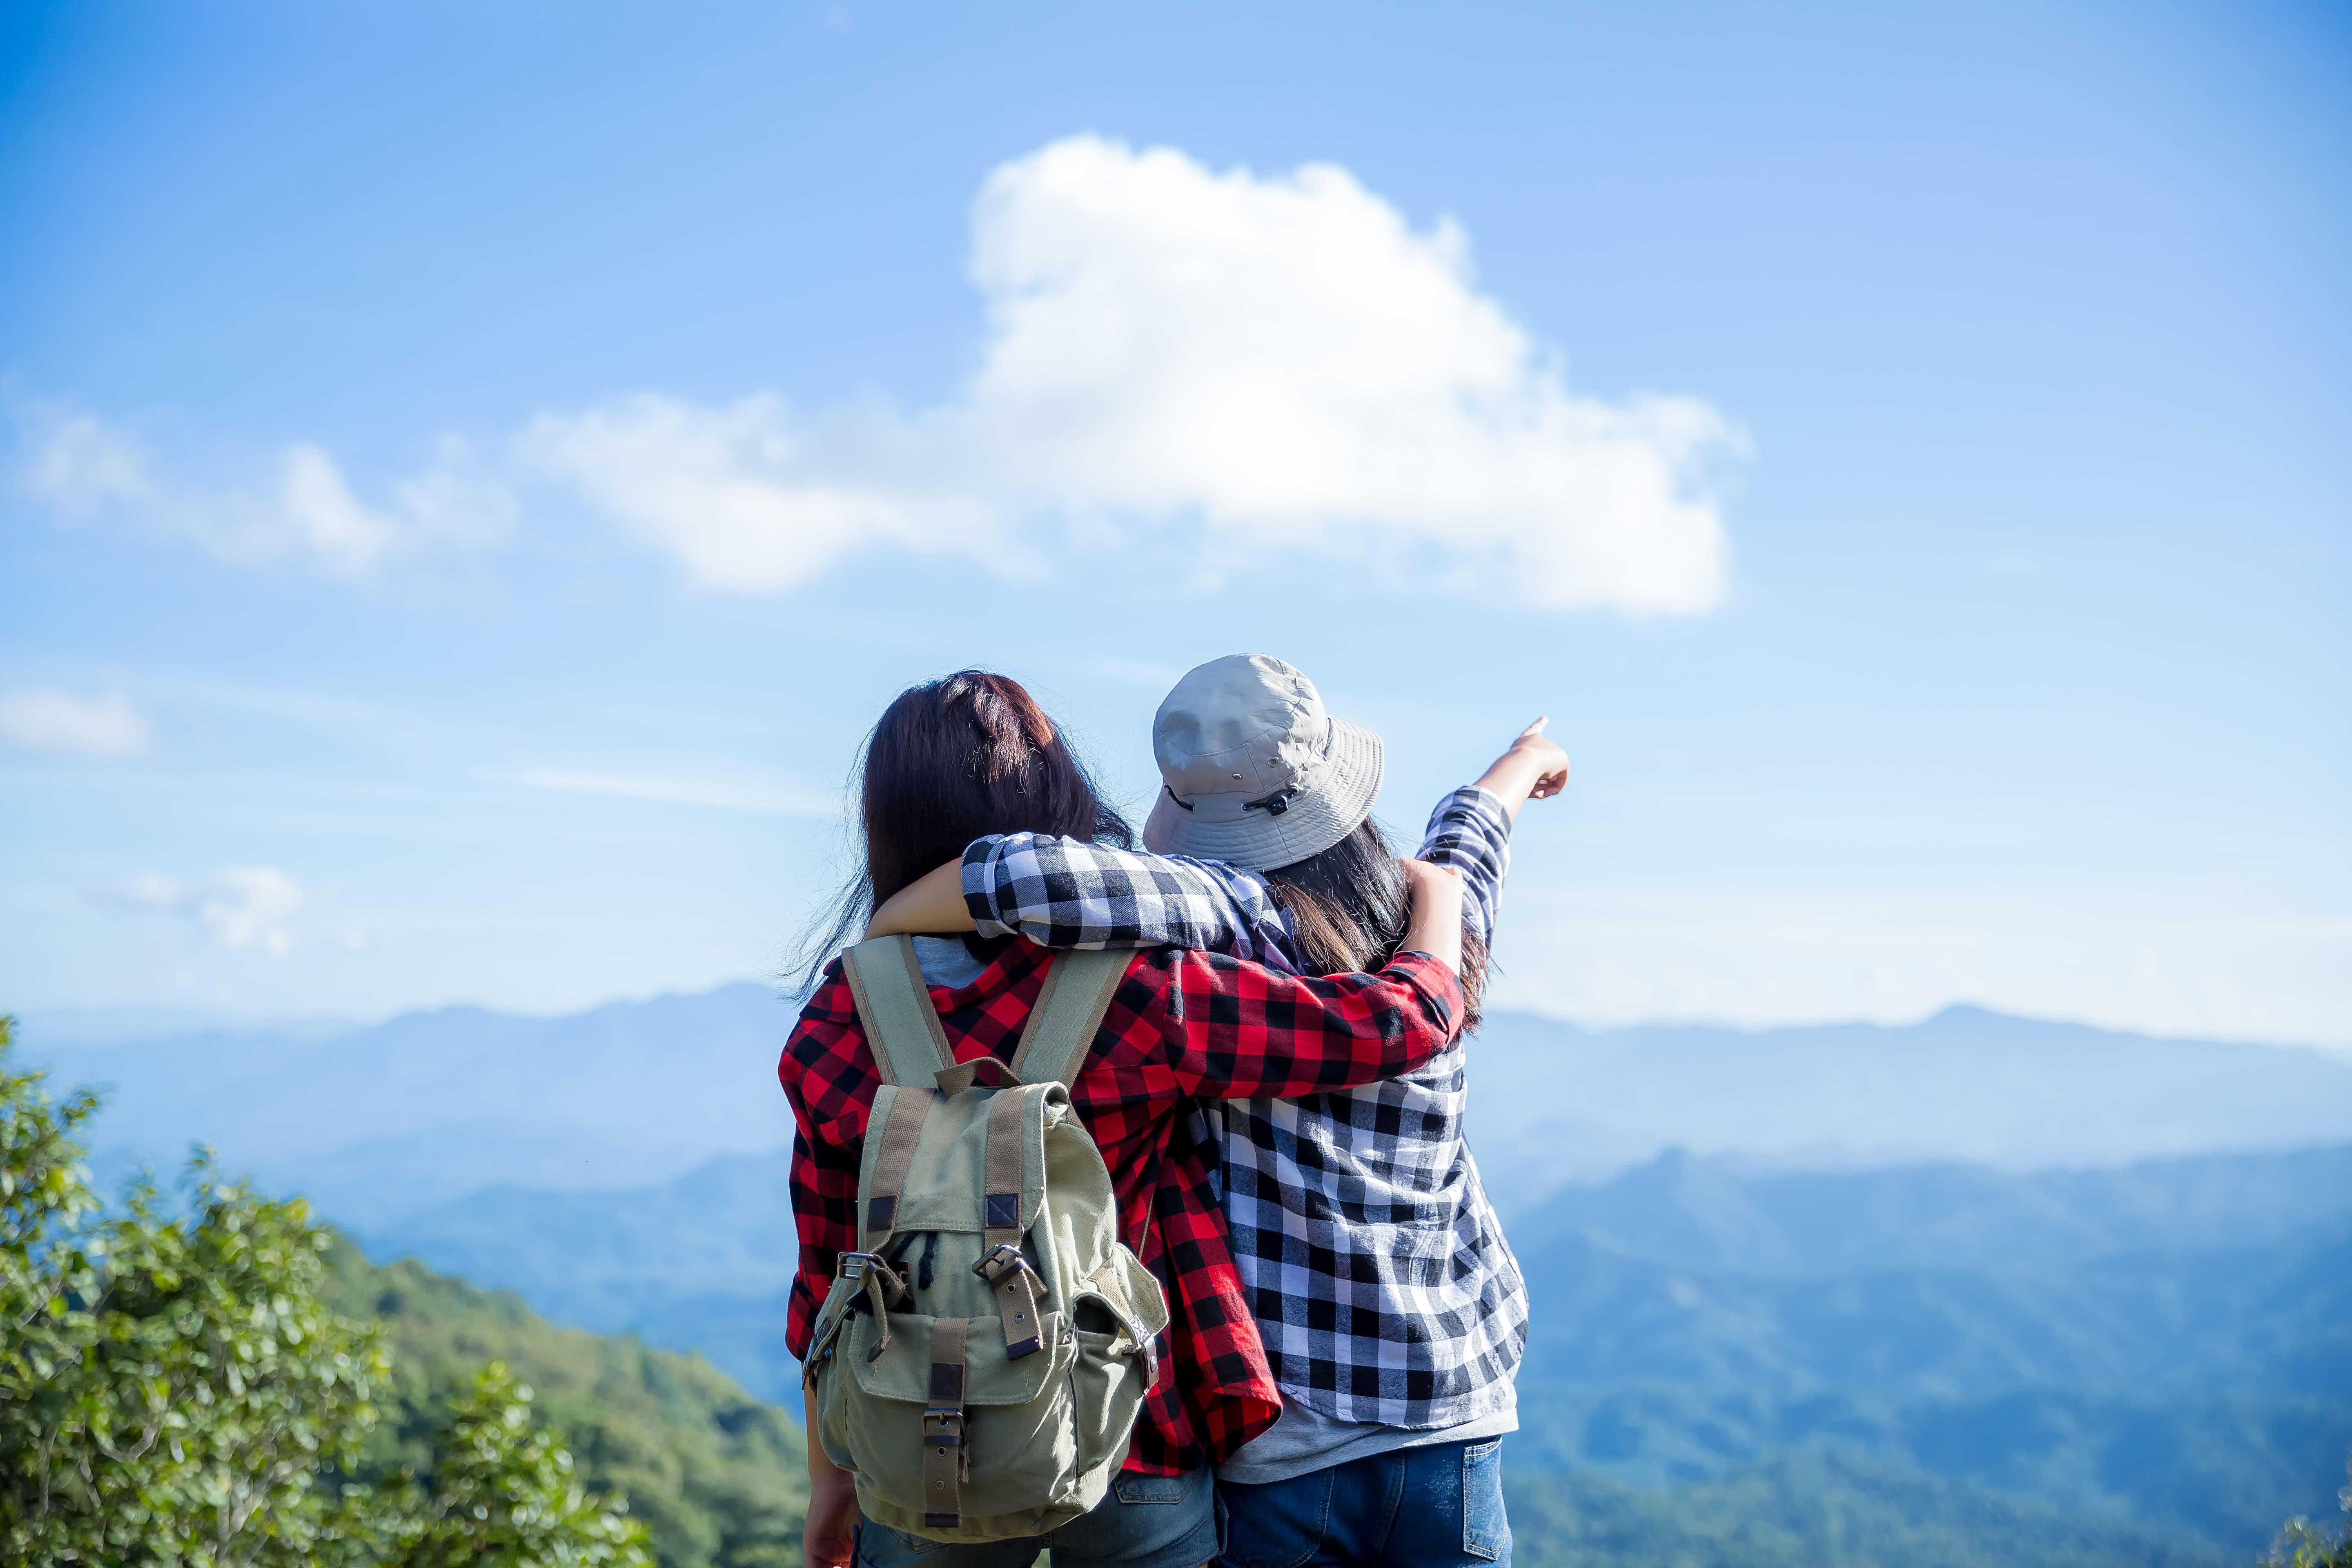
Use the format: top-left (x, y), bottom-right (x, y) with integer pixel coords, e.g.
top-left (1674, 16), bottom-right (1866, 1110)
top-left (1143, 716), bottom-right (1384, 872)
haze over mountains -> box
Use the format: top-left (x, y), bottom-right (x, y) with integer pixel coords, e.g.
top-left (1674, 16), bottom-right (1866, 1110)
top-left (1463, 1005), bottom-right (2352, 1207)
top-left (16, 987), bottom-right (2352, 1559)
top-left (23, 987), bottom-right (2352, 1229)
top-left (25, 985), bottom-right (797, 1226)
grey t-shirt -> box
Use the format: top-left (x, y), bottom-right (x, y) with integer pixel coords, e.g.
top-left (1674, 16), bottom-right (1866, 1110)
top-left (1216, 1385), bottom-right (1518, 1486)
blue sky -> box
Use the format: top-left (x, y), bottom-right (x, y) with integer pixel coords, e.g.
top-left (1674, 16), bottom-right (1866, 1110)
top-left (2, 0), bottom-right (2346, 1044)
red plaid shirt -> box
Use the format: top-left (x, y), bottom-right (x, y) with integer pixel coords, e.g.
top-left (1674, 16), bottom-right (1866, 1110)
top-left (778, 936), bottom-right (1462, 1474)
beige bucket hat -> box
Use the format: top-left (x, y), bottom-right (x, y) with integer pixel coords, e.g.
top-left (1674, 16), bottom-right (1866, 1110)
top-left (1140, 654), bottom-right (1384, 871)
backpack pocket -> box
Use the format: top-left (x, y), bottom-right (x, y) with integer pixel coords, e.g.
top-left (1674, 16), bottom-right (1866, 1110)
top-left (826, 1305), bottom-right (1098, 1542)
top-left (846, 1305), bottom-right (1069, 1408)
top-left (1062, 1245), bottom-right (1169, 1477)
top-left (1066, 1325), bottom-right (1147, 1479)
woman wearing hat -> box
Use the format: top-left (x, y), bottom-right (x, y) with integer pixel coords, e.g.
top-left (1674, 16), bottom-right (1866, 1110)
top-left (786, 668), bottom-right (1477, 1568)
top-left (869, 654), bottom-right (1567, 1567)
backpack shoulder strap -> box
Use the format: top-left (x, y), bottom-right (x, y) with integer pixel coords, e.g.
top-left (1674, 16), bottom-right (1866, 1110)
top-left (1009, 949), bottom-right (1131, 1088)
top-left (842, 935), bottom-right (958, 1088)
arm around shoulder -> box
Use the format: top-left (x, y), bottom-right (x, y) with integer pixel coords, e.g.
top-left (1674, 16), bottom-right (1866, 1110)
top-left (863, 858), bottom-right (974, 940)
top-left (1156, 866), bottom-right (1466, 1100)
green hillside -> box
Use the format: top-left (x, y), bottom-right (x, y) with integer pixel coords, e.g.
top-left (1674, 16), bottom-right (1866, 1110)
top-left (330, 1241), bottom-right (2299, 1568)
top-left (1511, 1219), bottom-right (2352, 1398)
top-left (1506, 1379), bottom-right (2352, 1549)
top-left (350, 1140), bottom-right (2352, 1556)
top-left (17, 1004), bottom-right (2341, 1566)
top-left (1503, 1448), bottom-right (2232, 1568)
top-left (1501, 1143), bottom-right (2352, 1274)
top-left (321, 1241), bottom-right (808, 1568)
top-left (336, 1238), bottom-right (2323, 1568)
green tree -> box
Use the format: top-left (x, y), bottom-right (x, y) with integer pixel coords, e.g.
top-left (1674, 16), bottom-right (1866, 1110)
top-left (2270, 1455), bottom-right (2352, 1568)
top-left (385, 1361), bottom-right (652, 1568)
top-left (1, 1016), bottom-right (390, 1565)
top-left (1, 1019), bottom-right (650, 1568)
top-left (0, 1015), bottom-right (109, 1559)
top-left (328, 1247), bottom-right (806, 1568)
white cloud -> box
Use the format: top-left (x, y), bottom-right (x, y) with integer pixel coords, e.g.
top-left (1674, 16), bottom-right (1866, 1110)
top-left (14, 405), bottom-right (513, 578)
top-left (501, 766), bottom-right (840, 816)
top-left (20, 408), bottom-right (153, 514)
top-left (91, 868), bottom-right (307, 956)
top-left (520, 396), bottom-right (985, 593)
top-left (0, 688), bottom-right (156, 757)
top-left (530, 136), bottom-right (1740, 612)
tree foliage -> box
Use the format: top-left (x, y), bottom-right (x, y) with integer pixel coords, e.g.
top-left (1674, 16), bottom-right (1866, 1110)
top-left (0, 1019), bottom-right (648, 1568)
top-left (333, 1250), bottom-right (805, 1568)
top-left (6, 1157), bottom-right (390, 1567)
top-left (381, 1361), bottom-right (650, 1568)
top-left (2270, 1458), bottom-right (2352, 1568)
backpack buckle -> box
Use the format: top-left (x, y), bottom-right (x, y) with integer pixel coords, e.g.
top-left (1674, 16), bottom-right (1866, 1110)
top-left (921, 1409), bottom-right (965, 1448)
top-left (972, 1243), bottom-right (1030, 1284)
top-left (839, 1251), bottom-right (907, 1298)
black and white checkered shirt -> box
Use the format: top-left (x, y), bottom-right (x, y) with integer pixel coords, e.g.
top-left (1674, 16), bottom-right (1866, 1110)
top-left (962, 787), bottom-right (1528, 1430)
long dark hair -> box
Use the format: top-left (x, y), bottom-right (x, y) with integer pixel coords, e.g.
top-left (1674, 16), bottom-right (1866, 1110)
top-left (792, 670), bottom-right (1134, 988)
top-left (1263, 817), bottom-right (1490, 1028)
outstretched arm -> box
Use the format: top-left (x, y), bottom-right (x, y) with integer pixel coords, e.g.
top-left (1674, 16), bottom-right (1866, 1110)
top-left (1418, 717), bottom-right (1569, 945)
top-left (1472, 716), bottom-right (1571, 819)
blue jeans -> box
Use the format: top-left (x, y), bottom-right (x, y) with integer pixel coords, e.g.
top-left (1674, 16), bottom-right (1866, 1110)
top-left (1215, 1437), bottom-right (1509, 1568)
top-left (855, 1466), bottom-right (1218, 1568)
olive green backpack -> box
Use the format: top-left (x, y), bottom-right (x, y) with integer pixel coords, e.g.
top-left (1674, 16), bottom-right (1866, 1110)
top-left (802, 935), bottom-right (1171, 1543)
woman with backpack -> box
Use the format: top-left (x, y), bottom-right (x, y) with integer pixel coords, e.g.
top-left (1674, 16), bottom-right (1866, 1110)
top-left (782, 670), bottom-right (1471, 1568)
top-left (867, 653), bottom-right (1569, 1568)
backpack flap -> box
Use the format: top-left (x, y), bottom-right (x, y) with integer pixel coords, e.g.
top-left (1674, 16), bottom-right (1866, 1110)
top-left (844, 1303), bottom-right (1071, 1407)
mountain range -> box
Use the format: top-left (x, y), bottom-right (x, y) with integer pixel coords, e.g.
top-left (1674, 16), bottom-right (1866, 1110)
top-left (22, 989), bottom-right (2352, 1227)
top-left (341, 1134), bottom-right (2351, 1552)
top-left (15, 991), bottom-right (2352, 1558)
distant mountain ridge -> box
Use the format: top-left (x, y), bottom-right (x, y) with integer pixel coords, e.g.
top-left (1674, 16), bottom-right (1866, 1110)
top-left (1465, 1004), bottom-right (2352, 1206)
top-left (1513, 1214), bottom-right (2352, 1397)
top-left (1506, 1142), bottom-right (2352, 1274)
top-left (17, 990), bottom-right (2352, 1232)
top-left (29, 982), bottom-right (800, 1226)
top-left (19, 992), bottom-right (2348, 1561)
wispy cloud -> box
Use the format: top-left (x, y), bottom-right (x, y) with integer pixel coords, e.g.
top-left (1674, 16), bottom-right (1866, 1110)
top-left (21, 407), bottom-right (151, 513)
top-left (0, 688), bottom-right (156, 757)
top-left (528, 136), bottom-right (1740, 613)
top-left (89, 867), bottom-right (307, 956)
top-left (499, 766), bottom-right (841, 816)
top-left (14, 402), bottom-right (513, 578)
